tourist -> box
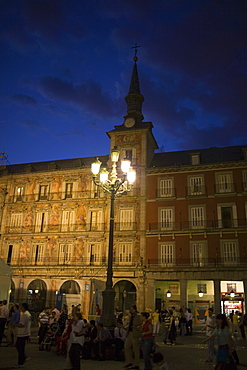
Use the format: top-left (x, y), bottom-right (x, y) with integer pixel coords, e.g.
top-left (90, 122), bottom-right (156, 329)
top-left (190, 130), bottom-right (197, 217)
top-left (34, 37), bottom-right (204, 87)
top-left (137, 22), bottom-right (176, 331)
top-left (93, 322), bottom-right (112, 361)
top-left (69, 312), bottom-right (85, 370)
top-left (153, 352), bottom-right (170, 370)
top-left (203, 313), bottom-right (233, 370)
top-left (0, 299), bottom-right (9, 346)
top-left (113, 319), bottom-right (126, 361)
top-left (6, 303), bottom-right (20, 346)
top-left (152, 308), bottom-right (161, 336)
top-left (201, 308), bottom-right (216, 362)
top-left (124, 304), bottom-right (142, 370)
top-left (11, 302), bottom-right (31, 368)
top-left (141, 312), bottom-right (154, 370)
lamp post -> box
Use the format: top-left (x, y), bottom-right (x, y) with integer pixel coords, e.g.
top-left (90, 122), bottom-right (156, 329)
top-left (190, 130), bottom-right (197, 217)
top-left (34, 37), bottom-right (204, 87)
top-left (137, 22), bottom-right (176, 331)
top-left (91, 147), bottom-right (136, 327)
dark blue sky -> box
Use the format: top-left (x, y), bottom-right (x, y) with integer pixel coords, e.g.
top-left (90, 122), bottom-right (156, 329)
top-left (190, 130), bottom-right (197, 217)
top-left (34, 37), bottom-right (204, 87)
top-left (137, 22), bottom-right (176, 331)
top-left (1, 0), bottom-right (246, 165)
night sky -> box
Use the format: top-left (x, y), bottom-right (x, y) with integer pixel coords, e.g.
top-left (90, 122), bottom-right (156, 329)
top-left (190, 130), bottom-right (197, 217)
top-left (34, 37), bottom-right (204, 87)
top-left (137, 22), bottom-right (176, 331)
top-left (1, 0), bottom-right (246, 165)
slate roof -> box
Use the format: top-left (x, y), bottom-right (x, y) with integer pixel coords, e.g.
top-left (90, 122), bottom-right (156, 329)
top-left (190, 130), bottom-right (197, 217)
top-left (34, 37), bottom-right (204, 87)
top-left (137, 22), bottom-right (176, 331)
top-left (150, 145), bottom-right (247, 168)
top-left (0, 155), bottom-right (109, 175)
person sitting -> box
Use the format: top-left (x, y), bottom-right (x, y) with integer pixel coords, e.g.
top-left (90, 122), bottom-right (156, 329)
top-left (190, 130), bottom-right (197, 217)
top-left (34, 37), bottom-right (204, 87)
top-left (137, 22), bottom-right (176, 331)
top-left (83, 319), bottom-right (97, 359)
top-left (113, 320), bottom-right (126, 361)
top-left (93, 322), bottom-right (112, 360)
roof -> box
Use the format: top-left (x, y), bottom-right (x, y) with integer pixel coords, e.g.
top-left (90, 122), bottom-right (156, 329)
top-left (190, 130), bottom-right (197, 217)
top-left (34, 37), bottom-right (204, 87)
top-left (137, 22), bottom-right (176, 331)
top-left (150, 145), bottom-right (247, 168)
top-left (0, 155), bottom-right (109, 176)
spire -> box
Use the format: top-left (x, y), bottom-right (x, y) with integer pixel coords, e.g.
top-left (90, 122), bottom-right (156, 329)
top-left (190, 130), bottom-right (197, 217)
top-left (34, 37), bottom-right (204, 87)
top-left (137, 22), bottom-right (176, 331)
top-left (125, 45), bottom-right (144, 122)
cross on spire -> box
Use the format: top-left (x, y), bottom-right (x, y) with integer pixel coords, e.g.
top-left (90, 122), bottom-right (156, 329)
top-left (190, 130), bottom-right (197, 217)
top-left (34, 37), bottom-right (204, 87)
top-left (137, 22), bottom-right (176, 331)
top-left (131, 43), bottom-right (141, 58)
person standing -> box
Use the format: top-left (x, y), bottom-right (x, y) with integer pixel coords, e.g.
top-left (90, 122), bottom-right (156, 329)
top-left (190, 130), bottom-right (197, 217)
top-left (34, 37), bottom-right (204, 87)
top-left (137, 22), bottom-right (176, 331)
top-left (0, 299), bottom-right (9, 346)
top-left (203, 313), bottom-right (232, 370)
top-left (162, 311), bottom-right (170, 344)
top-left (124, 304), bottom-right (142, 370)
top-left (7, 304), bottom-right (20, 346)
top-left (152, 309), bottom-right (161, 336)
top-left (38, 307), bottom-right (49, 344)
top-left (141, 312), bottom-right (154, 370)
top-left (202, 308), bottom-right (216, 362)
top-left (11, 302), bottom-right (31, 368)
top-left (167, 310), bottom-right (177, 345)
top-left (232, 311), bottom-right (241, 338)
top-left (185, 308), bottom-right (193, 335)
top-left (69, 312), bottom-right (85, 370)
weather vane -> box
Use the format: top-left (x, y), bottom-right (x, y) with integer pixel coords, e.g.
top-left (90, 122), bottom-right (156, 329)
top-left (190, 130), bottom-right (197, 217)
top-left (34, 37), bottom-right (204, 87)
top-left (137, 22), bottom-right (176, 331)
top-left (131, 43), bottom-right (141, 58)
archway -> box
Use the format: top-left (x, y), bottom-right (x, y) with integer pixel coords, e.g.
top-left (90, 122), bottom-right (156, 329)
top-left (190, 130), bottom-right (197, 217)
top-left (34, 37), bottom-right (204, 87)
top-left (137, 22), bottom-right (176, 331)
top-left (27, 279), bottom-right (47, 313)
top-left (114, 280), bottom-right (136, 315)
top-left (59, 280), bottom-right (81, 310)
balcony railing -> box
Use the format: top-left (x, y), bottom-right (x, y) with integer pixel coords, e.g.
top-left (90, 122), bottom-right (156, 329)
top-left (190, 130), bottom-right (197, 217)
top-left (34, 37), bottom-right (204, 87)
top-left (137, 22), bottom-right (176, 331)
top-left (5, 222), bottom-right (137, 234)
top-left (215, 183), bottom-right (235, 194)
top-left (186, 185), bottom-right (207, 197)
top-left (6, 256), bottom-right (136, 267)
top-left (6, 256), bottom-right (247, 268)
top-left (147, 256), bottom-right (247, 267)
top-left (148, 218), bottom-right (247, 231)
top-left (156, 188), bottom-right (176, 198)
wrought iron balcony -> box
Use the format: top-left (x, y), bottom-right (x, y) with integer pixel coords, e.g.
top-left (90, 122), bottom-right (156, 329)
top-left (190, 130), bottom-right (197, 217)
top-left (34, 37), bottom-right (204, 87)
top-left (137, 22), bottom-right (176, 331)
top-left (147, 218), bottom-right (247, 232)
top-left (147, 256), bottom-right (247, 267)
top-left (215, 182), bottom-right (236, 194)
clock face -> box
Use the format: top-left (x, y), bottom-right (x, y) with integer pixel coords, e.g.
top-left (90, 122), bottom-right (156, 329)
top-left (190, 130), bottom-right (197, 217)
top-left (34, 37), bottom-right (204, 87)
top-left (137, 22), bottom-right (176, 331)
top-left (124, 117), bottom-right (135, 128)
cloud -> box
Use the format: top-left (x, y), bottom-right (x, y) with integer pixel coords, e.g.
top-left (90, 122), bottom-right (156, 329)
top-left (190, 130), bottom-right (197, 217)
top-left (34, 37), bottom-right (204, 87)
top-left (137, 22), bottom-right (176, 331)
top-left (37, 75), bottom-right (115, 116)
top-left (10, 94), bottom-right (38, 106)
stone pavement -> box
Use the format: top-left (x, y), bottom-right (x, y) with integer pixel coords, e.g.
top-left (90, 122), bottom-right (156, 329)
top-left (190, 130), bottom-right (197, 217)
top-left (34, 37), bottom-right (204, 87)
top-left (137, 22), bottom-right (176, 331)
top-left (0, 325), bottom-right (247, 370)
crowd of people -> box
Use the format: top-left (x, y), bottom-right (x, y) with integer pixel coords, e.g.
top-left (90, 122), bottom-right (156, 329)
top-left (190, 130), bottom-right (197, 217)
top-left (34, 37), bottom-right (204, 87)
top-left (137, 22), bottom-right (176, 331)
top-left (1, 299), bottom-right (247, 370)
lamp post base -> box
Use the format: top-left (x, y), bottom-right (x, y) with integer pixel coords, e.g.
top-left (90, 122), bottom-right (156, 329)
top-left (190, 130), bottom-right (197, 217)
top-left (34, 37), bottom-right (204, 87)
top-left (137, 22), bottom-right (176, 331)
top-left (100, 287), bottom-right (116, 328)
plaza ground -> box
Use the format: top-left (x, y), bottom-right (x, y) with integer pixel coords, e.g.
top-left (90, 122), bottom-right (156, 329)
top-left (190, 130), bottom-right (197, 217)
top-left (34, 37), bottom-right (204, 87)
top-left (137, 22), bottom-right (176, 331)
top-left (0, 325), bottom-right (247, 370)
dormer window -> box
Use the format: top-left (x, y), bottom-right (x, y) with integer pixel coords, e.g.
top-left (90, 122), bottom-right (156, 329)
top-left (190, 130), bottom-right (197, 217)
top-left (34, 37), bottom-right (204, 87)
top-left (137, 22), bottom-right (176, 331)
top-left (191, 153), bottom-right (200, 165)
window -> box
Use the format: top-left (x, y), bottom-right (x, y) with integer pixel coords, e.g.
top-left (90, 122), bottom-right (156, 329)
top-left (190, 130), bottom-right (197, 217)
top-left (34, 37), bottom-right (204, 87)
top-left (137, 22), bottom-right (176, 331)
top-left (159, 178), bottom-right (174, 197)
top-left (35, 212), bottom-right (48, 232)
top-left (90, 210), bottom-right (103, 231)
top-left (39, 185), bottom-right (49, 200)
top-left (15, 186), bottom-right (24, 202)
top-left (87, 243), bottom-right (101, 265)
top-left (191, 243), bottom-right (205, 265)
top-left (61, 210), bottom-right (75, 232)
top-left (227, 283), bottom-right (236, 294)
top-left (190, 206), bottom-right (205, 228)
top-left (160, 244), bottom-right (174, 265)
top-left (217, 204), bottom-right (237, 228)
top-left (10, 213), bottom-right (23, 232)
top-left (59, 244), bottom-right (73, 264)
top-left (125, 149), bottom-right (132, 161)
top-left (243, 172), bottom-right (247, 191)
top-left (65, 183), bottom-right (73, 199)
top-left (120, 209), bottom-right (133, 230)
top-left (222, 241), bottom-right (237, 263)
top-left (118, 242), bottom-right (132, 264)
top-left (160, 208), bottom-right (173, 230)
top-left (191, 153), bottom-right (200, 165)
top-left (7, 244), bottom-right (19, 265)
top-left (188, 176), bottom-right (203, 195)
top-left (216, 173), bottom-right (233, 193)
top-left (32, 244), bottom-right (46, 265)
top-left (197, 284), bottom-right (207, 294)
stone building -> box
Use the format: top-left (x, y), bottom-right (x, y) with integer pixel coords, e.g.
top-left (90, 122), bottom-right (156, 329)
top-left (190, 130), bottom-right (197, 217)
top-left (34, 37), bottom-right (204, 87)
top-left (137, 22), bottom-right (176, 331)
top-left (0, 57), bottom-right (247, 320)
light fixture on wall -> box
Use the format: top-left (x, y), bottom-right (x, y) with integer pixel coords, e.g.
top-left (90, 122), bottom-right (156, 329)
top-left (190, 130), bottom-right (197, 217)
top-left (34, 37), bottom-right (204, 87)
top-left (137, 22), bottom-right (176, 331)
top-left (230, 289), bottom-right (235, 298)
top-left (166, 290), bottom-right (171, 298)
top-left (198, 289), bottom-right (204, 298)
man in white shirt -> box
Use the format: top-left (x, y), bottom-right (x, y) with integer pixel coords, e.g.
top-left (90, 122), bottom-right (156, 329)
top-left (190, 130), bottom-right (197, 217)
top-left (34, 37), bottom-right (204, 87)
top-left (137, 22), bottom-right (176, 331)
top-left (114, 320), bottom-right (126, 361)
top-left (11, 302), bottom-right (31, 368)
top-left (202, 308), bottom-right (216, 362)
top-left (0, 299), bottom-right (9, 346)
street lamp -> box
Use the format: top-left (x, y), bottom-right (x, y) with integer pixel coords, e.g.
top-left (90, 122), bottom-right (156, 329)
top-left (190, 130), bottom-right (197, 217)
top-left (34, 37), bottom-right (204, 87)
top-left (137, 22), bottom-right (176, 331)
top-left (91, 146), bottom-right (136, 327)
